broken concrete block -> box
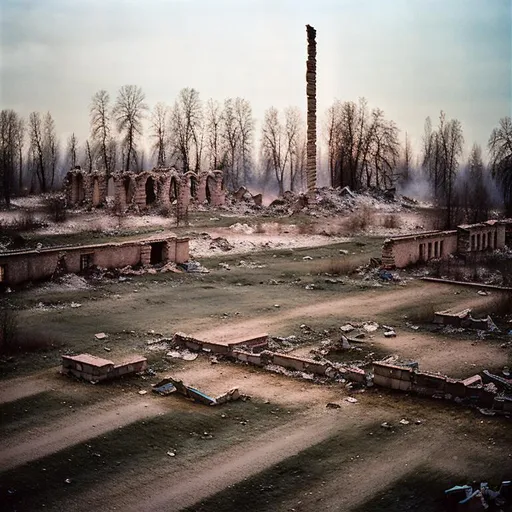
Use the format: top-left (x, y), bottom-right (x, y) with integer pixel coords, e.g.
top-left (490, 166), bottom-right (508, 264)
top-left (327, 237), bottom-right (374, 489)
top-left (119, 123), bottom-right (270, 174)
top-left (94, 332), bottom-right (108, 340)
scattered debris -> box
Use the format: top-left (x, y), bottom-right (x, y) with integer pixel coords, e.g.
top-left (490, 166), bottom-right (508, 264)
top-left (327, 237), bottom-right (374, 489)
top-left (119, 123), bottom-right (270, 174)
top-left (94, 332), bottom-right (108, 340)
top-left (326, 402), bottom-right (341, 409)
top-left (384, 330), bottom-right (396, 338)
top-left (399, 418), bottom-right (409, 425)
top-left (345, 397), bottom-right (358, 404)
top-left (363, 322), bottom-right (379, 333)
top-left (138, 390), bottom-right (147, 395)
top-left (165, 349), bottom-right (198, 361)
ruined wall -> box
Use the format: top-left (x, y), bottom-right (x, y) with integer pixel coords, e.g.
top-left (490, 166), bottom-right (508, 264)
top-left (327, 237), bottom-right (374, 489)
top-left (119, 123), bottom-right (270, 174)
top-left (457, 222), bottom-right (506, 254)
top-left (65, 167), bottom-right (225, 214)
top-left (0, 236), bottom-right (187, 286)
top-left (382, 231), bottom-right (458, 268)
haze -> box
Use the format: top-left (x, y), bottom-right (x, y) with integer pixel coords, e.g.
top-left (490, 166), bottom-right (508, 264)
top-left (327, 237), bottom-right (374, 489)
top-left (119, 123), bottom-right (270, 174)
top-left (1, 0), bottom-right (511, 157)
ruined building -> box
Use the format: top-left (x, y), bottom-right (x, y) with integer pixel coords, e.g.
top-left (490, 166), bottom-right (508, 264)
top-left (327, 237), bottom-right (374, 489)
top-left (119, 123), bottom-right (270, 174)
top-left (0, 235), bottom-right (189, 286)
top-left (306, 24), bottom-right (317, 195)
top-left (65, 167), bottom-right (225, 212)
top-left (382, 220), bottom-right (508, 268)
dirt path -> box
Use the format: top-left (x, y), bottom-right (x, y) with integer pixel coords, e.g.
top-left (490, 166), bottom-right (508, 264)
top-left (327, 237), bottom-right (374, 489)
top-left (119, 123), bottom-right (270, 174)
top-left (191, 283), bottom-right (489, 343)
top-left (279, 432), bottom-right (448, 511)
top-left (0, 372), bottom-right (56, 405)
top-left (54, 406), bottom-right (383, 512)
top-left (374, 330), bottom-right (508, 376)
top-left (0, 397), bottom-right (165, 472)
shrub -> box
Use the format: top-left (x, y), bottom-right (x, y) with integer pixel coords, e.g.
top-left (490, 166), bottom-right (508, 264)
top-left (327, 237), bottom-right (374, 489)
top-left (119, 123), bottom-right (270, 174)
top-left (0, 211), bottom-right (46, 232)
top-left (320, 258), bottom-right (360, 276)
top-left (45, 195), bottom-right (67, 222)
top-left (382, 214), bottom-right (401, 229)
top-left (407, 303), bottom-right (435, 324)
top-left (345, 206), bottom-right (373, 232)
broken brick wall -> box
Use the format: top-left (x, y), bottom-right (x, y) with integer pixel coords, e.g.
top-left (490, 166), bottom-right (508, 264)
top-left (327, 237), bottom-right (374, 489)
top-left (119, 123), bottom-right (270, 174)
top-left (383, 231), bottom-right (458, 268)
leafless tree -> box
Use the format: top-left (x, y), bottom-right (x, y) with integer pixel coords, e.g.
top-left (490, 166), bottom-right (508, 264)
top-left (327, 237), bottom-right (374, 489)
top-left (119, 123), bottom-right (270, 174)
top-left (222, 98), bottom-right (239, 188)
top-left (398, 132), bottom-right (412, 187)
top-left (325, 98), bottom-right (399, 190)
top-left (43, 112), bottom-right (58, 188)
top-left (28, 111), bottom-right (47, 192)
top-left (234, 98), bottom-right (254, 184)
top-left (150, 102), bottom-right (168, 167)
top-left (169, 88), bottom-right (202, 173)
top-left (66, 133), bottom-right (79, 169)
top-left (284, 107), bottom-right (305, 191)
top-left (205, 99), bottom-right (224, 170)
top-left (16, 117), bottom-right (25, 192)
top-left (90, 90), bottom-right (115, 176)
top-left (85, 139), bottom-right (93, 173)
top-left (261, 107), bottom-right (289, 196)
top-left (488, 116), bottom-right (512, 215)
top-left (113, 85), bottom-right (148, 172)
top-left (462, 144), bottom-right (490, 223)
top-left (0, 110), bottom-right (22, 205)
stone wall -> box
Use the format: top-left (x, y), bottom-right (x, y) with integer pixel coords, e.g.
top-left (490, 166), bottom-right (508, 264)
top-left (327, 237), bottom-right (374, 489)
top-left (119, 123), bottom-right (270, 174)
top-left (64, 167), bottom-right (225, 214)
top-left (0, 236), bottom-right (189, 286)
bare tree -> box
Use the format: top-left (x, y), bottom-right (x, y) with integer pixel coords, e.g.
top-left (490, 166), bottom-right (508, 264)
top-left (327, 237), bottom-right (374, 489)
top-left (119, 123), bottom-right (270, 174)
top-left (66, 133), bottom-right (79, 169)
top-left (28, 112), bottom-right (47, 192)
top-left (150, 102), bottom-right (168, 167)
top-left (113, 85), bottom-right (148, 172)
top-left (16, 117), bottom-right (25, 192)
top-left (222, 98), bottom-right (239, 188)
top-left (398, 132), bottom-right (412, 187)
top-left (85, 139), bottom-right (93, 173)
top-left (169, 88), bottom-right (202, 173)
top-left (488, 116), bottom-right (512, 215)
top-left (234, 98), bottom-right (254, 184)
top-left (0, 110), bottom-right (22, 205)
top-left (205, 99), bottom-right (224, 170)
top-left (90, 90), bottom-right (114, 176)
top-left (261, 107), bottom-right (288, 196)
top-left (43, 112), bottom-right (58, 188)
top-left (284, 107), bottom-right (304, 191)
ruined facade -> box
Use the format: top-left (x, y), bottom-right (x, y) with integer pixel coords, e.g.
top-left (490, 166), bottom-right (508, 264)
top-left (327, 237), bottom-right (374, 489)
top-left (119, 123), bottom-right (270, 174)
top-left (0, 235), bottom-right (189, 286)
top-left (306, 24), bottom-right (317, 194)
top-left (65, 167), bottom-right (225, 212)
top-left (382, 220), bottom-right (508, 268)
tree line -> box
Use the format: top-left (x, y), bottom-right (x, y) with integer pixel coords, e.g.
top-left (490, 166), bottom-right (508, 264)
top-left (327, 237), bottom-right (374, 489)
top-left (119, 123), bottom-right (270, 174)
top-left (1, 86), bottom-right (511, 223)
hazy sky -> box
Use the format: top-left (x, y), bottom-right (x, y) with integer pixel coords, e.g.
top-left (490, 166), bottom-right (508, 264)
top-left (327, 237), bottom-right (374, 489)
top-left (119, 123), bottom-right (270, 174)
top-left (1, 0), bottom-right (511, 162)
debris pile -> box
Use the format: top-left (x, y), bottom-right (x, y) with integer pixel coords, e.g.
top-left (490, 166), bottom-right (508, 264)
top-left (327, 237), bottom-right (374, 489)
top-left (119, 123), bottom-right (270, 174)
top-left (445, 481), bottom-right (511, 511)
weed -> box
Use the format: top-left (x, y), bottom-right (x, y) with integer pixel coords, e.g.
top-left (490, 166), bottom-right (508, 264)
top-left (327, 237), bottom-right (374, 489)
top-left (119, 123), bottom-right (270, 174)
top-left (45, 195), bottom-right (67, 223)
top-left (382, 214), bottom-right (400, 229)
top-left (345, 206), bottom-right (373, 232)
top-left (320, 258), bottom-right (359, 276)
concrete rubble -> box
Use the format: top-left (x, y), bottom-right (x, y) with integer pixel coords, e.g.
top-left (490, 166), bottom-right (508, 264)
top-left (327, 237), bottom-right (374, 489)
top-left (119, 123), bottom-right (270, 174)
top-left (445, 481), bottom-right (511, 511)
top-left (152, 376), bottom-right (242, 406)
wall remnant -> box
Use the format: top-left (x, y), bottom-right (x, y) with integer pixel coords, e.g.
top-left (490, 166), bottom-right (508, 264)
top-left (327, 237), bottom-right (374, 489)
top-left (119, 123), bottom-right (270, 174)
top-left (382, 219), bottom-right (508, 268)
top-left (0, 235), bottom-right (189, 286)
top-left (64, 167), bottom-right (225, 213)
top-left (61, 353), bottom-right (147, 383)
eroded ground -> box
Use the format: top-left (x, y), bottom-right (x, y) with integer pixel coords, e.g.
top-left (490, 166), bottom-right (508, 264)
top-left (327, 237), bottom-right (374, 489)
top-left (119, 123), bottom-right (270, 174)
top-left (1, 207), bottom-right (511, 511)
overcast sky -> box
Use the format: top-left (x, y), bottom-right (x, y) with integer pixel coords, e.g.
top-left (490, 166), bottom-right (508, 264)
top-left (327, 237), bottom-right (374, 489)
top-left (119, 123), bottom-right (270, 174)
top-left (1, 0), bottom-right (511, 162)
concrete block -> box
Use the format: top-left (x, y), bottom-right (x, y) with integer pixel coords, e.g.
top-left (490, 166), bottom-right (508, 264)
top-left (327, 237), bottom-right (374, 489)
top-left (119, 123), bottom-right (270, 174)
top-left (373, 374), bottom-right (393, 388)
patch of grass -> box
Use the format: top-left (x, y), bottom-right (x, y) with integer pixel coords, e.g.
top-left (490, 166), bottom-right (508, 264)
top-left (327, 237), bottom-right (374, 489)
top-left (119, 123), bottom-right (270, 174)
top-left (405, 303), bottom-right (435, 324)
top-left (319, 258), bottom-right (360, 276)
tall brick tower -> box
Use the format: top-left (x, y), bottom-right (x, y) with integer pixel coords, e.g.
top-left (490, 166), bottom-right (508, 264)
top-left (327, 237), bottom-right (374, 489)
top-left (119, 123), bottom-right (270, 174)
top-left (306, 24), bottom-right (317, 195)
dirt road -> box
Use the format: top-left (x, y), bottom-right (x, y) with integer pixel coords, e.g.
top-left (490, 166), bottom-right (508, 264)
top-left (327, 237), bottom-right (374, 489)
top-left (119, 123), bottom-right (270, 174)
top-left (0, 397), bottom-right (165, 471)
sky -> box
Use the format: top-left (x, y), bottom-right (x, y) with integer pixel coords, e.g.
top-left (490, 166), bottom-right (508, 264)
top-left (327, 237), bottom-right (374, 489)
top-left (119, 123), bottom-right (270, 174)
top-left (1, 0), bottom-right (511, 165)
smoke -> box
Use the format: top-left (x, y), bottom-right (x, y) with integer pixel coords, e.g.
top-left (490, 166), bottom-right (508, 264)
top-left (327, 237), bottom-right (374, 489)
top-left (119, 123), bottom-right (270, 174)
top-left (396, 167), bottom-right (433, 201)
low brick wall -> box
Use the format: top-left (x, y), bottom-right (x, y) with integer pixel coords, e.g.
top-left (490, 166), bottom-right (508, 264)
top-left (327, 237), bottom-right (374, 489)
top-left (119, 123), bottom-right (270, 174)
top-left (373, 362), bottom-right (413, 391)
top-left (61, 354), bottom-right (147, 382)
top-left (227, 334), bottom-right (269, 353)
